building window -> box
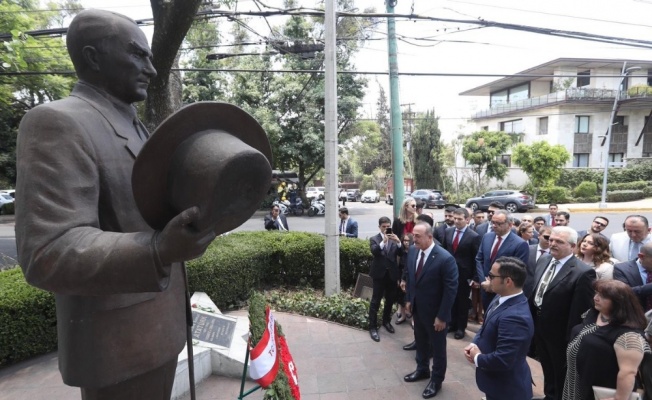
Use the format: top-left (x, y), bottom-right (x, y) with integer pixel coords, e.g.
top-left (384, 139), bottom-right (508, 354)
top-left (573, 153), bottom-right (589, 167)
top-left (481, 126), bottom-right (489, 131)
top-left (538, 117), bottom-right (548, 135)
top-left (648, 70), bottom-right (652, 86)
top-left (575, 116), bottom-right (590, 134)
top-left (577, 70), bottom-right (590, 87)
top-left (490, 89), bottom-right (507, 107)
top-left (500, 119), bottom-right (523, 133)
top-left (609, 153), bottom-right (624, 167)
top-left (498, 154), bottom-right (512, 167)
top-left (508, 83), bottom-right (529, 103)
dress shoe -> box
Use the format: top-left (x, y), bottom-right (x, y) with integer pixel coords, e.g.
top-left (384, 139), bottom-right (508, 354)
top-left (403, 340), bottom-right (417, 350)
top-left (422, 380), bottom-right (442, 398)
top-left (383, 322), bottom-right (395, 333)
top-left (369, 328), bottom-right (380, 342)
top-left (404, 369), bottom-right (430, 382)
top-left (454, 330), bottom-right (465, 340)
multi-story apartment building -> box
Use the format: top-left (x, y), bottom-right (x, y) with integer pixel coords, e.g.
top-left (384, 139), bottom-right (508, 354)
top-left (459, 58), bottom-right (652, 185)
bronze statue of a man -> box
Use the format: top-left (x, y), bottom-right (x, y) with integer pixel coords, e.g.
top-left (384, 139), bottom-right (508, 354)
top-left (15, 9), bottom-right (215, 399)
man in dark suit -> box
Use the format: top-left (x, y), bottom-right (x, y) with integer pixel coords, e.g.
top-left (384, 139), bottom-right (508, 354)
top-left (404, 222), bottom-right (458, 398)
top-left (476, 210), bottom-right (529, 310)
top-left (442, 208), bottom-right (480, 340)
top-left (434, 205), bottom-right (456, 244)
top-left (368, 216), bottom-right (402, 342)
top-left (613, 242), bottom-right (652, 312)
top-left (524, 226), bottom-right (552, 298)
top-left (473, 201), bottom-right (504, 238)
top-left (264, 204), bottom-right (289, 231)
top-left (529, 226), bottom-right (595, 400)
top-left (338, 207), bottom-right (358, 238)
top-left (464, 257), bottom-right (534, 400)
top-left (15, 10), bottom-right (215, 398)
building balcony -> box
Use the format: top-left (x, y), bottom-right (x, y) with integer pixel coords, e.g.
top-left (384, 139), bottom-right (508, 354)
top-left (471, 87), bottom-right (652, 119)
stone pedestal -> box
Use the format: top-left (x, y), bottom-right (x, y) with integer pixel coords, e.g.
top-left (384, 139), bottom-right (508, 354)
top-left (171, 292), bottom-right (251, 399)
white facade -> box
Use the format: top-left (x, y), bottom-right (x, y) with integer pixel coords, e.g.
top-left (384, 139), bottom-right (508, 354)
top-left (459, 58), bottom-right (652, 186)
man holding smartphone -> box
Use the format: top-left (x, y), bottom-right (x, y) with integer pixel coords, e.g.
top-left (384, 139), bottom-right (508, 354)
top-left (368, 216), bottom-right (402, 342)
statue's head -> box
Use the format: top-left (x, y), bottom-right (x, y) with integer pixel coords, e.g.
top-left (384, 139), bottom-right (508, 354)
top-left (67, 9), bottom-right (157, 104)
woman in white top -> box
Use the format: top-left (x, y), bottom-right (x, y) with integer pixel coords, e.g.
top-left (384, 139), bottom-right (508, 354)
top-left (575, 233), bottom-right (617, 280)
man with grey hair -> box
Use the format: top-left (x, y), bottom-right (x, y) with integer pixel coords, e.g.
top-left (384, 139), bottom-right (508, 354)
top-left (15, 9), bottom-right (215, 399)
top-left (476, 210), bottom-right (529, 310)
top-left (613, 241), bottom-right (652, 312)
top-left (528, 226), bottom-right (595, 400)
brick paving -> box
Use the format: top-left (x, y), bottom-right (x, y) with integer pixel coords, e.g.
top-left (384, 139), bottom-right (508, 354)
top-left (0, 310), bottom-right (543, 400)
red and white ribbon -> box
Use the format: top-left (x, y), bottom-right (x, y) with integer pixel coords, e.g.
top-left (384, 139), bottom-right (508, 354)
top-left (249, 307), bottom-right (279, 388)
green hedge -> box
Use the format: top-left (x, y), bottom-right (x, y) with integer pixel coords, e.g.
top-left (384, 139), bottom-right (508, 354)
top-left (607, 190), bottom-right (645, 202)
top-left (536, 186), bottom-right (570, 204)
top-left (0, 231), bottom-right (374, 367)
top-left (0, 268), bottom-right (57, 366)
top-left (602, 180), bottom-right (650, 191)
top-left (555, 162), bottom-right (652, 189)
top-left (0, 202), bottom-right (14, 215)
top-left (574, 181), bottom-right (597, 198)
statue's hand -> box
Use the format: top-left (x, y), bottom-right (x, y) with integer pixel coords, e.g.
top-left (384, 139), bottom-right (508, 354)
top-left (156, 207), bottom-right (216, 264)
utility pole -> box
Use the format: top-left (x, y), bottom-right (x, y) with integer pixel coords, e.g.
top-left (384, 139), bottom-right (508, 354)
top-left (323, 0), bottom-right (340, 295)
top-left (386, 0), bottom-right (405, 218)
top-left (401, 103), bottom-right (414, 180)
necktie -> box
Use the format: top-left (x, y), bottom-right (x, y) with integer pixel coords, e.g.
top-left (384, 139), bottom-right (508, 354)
top-left (646, 271), bottom-right (652, 311)
top-left (538, 249), bottom-right (546, 261)
top-left (551, 217), bottom-right (556, 227)
top-left (340, 220), bottom-right (345, 235)
top-left (452, 230), bottom-right (461, 252)
top-left (277, 218), bottom-right (286, 231)
top-left (490, 236), bottom-right (503, 262)
top-left (630, 241), bottom-right (642, 261)
top-left (416, 251), bottom-right (425, 279)
top-left (534, 259), bottom-right (560, 307)
top-left (484, 296), bottom-right (500, 318)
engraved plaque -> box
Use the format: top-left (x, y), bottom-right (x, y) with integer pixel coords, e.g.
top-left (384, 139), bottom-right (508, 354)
top-left (191, 311), bottom-right (236, 347)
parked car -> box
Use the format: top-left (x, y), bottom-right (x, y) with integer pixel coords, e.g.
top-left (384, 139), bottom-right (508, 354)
top-left (346, 189), bottom-right (361, 202)
top-left (305, 186), bottom-right (325, 200)
top-left (385, 193), bottom-right (393, 205)
top-left (465, 190), bottom-right (535, 213)
top-left (0, 192), bottom-right (14, 215)
top-left (411, 189), bottom-right (446, 209)
top-left (361, 190), bottom-right (380, 203)
top-left (1, 189), bottom-right (15, 198)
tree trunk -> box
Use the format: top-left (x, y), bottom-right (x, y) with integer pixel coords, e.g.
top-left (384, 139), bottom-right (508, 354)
top-left (145, 0), bottom-right (203, 130)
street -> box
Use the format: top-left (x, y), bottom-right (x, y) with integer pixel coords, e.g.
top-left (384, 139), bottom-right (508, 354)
top-left (0, 203), bottom-right (645, 268)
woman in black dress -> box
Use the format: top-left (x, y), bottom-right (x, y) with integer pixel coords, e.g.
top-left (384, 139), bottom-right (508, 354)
top-left (562, 279), bottom-right (650, 400)
top-left (395, 233), bottom-right (413, 324)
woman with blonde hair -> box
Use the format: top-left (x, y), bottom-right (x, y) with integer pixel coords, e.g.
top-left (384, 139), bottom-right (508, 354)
top-left (392, 197), bottom-right (419, 237)
top-left (575, 233), bottom-right (617, 280)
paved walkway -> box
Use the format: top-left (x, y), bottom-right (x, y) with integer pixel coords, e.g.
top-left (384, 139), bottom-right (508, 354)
top-left (0, 310), bottom-right (543, 400)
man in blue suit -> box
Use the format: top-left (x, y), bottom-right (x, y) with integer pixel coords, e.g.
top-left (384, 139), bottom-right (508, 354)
top-left (403, 222), bottom-right (458, 398)
top-left (338, 207), bottom-right (358, 238)
top-left (476, 210), bottom-right (529, 310)
top-left (464, 257), bottom-right (534, 400)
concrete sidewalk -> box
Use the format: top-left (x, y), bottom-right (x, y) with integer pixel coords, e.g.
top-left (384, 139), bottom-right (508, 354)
top-left (0, 310), bottom-right (543, 400)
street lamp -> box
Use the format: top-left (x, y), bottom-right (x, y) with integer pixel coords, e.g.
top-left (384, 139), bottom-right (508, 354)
top-left (599, 63), bottom-right (641, 208)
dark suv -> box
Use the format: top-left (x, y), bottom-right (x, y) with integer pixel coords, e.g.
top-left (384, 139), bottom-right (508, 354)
top-left (410, 189), bottom-right (446, 209)
top-left (346, 189), bottom-right (361, 202)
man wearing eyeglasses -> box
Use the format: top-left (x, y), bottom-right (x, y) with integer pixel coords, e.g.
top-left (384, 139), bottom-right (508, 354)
top-left (528, 226), bottom-right (595, 400)
top-left (577, 216), bottom-right (610, 244)
top-left (476, 210), bottom-right (529, 311)
top-left (464, 257), bottom-right (534, 400)
top-left (474, 202), bottom-right (504, 238)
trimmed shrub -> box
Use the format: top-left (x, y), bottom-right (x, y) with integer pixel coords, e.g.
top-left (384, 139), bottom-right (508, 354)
top-left (644, 187), bottom-right (652, 198)
top-left (607, 190), bottom-right (645, 202)
top-left (574, 181), bottom-right (597, 198)
top-left (1, 231), bottom-right (374, 367)
top-left (0, 202), bottom-right (14, 215)
top-left (603, 180), bottom-right (649, 191)
top-left (556, 169), bottom-right (600, 189)
top-left (536, 186), bottom-right (570, 204)
top-left (570, 196), bottom-right (600, 203)
top-left (0, 268), bottom-right (57, 366)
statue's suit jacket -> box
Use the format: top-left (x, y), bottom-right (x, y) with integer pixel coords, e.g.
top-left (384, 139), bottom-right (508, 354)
top-left (15, 82), bottom-right (186, 388)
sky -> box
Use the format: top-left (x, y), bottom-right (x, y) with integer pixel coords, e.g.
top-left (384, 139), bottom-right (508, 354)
top-left (78, 0), bottom-right (652, 140)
